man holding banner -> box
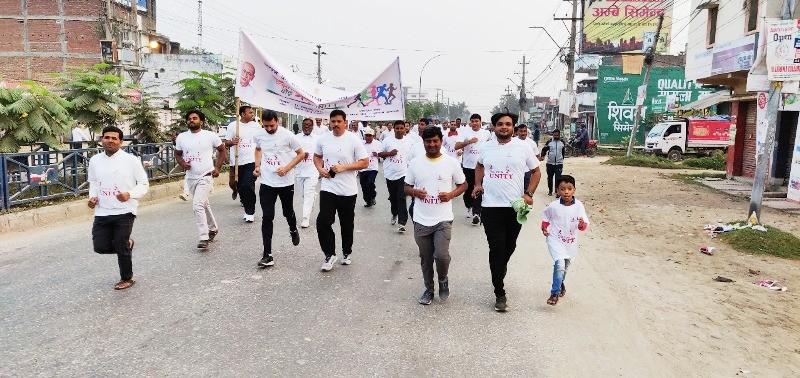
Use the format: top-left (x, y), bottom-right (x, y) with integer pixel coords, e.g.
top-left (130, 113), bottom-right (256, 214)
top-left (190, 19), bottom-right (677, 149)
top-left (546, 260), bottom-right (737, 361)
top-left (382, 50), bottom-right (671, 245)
top-left (314, 110), bottom-right (370, 271)
top-left (224, 106), bottom-right (260, 223)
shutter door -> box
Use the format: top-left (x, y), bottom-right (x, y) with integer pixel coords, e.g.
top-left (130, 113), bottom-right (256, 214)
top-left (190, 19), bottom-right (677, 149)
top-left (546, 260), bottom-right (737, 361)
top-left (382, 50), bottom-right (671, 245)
top-left (742, 101), bottom-right (757, 178)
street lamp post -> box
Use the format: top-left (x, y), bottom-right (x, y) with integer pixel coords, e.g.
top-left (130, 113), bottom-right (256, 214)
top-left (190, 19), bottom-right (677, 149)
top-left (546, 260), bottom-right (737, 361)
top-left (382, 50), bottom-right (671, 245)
top-left (419, 54), bottom-right (445, 104)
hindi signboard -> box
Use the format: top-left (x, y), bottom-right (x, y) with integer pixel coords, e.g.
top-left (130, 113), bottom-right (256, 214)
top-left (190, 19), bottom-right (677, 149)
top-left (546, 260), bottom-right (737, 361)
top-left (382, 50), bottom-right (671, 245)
top-left (583, 0), bottom-right (672, 54)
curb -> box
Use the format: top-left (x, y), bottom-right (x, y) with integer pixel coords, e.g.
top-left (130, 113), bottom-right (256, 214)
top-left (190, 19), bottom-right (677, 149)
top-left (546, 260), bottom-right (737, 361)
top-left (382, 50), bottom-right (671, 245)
top-left (0, 176), bottom-right (229, 234)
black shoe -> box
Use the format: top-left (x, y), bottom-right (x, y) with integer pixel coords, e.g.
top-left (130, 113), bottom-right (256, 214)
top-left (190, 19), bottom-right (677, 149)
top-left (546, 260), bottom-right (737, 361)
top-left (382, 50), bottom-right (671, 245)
top-left (548, 191), bottom-right (552, 196)
top-left (364, 202), bottom-right (373, 208)
top-left (197, 240), bottom-right (209, 249)
top-left (472, 214), bottom-right (481, 226)
top-left (258, 255), bottom-right (274, 268)
top-left (419, 290), bottom-right (434, 305)
top-left (494, 295), bottom-right (508, 312)
top-left (208, 229), bottom-right (218, 242)
top-left (439, 279), bottom-right (449, 301)
top-left (231, 189), bottom-right (238, 200)
top-left (290, 230), bottom-right (300, 246)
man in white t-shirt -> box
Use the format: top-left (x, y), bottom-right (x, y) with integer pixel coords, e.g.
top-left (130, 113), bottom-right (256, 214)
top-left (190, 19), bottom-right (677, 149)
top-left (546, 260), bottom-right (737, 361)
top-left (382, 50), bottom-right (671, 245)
top-left (360, 128), bottom-right (382, 208)
top-left (71, 125), bottom-right (90, 149)
top-left (175, 110), bottom-right (228, 249)
top-left (313, 109), bottom-right (370, 271)
top-left (409, 118), bottom-right (427, 145)
top-left (404, 126), bottom-right (467, 305)
top-left (313, 118), bottom-right (327, 135)
top-left (295, 118), bottom-right (320, 228)
top-left (515, 124), bottom-right (540, 191)
top-left (473, 112), bottom-right (541, 312)
top-left (253, 110), bottom-right (305, 268)
top-left (88, 125), bottom-right (149, 290)
top-left (377, 120), bottom-right (414, 232)
top-left (378, 122), bottom-right (394, 142)
top-left (443, 121), bottom-right (463, 164)
top-left (454, 113), bottom-right (491, 225)
top-left (224, 105), bottom-right (261, 222)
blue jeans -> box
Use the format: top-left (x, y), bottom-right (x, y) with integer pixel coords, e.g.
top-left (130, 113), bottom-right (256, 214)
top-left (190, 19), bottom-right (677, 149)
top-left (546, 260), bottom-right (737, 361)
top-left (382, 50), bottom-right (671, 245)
top-left (551, 258), bottom-right (571, 295)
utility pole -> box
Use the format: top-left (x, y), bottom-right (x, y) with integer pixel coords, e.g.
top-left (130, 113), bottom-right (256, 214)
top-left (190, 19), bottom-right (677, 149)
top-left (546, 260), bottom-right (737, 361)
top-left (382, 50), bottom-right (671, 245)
top-left (313, 44), bottom-right (326, 84)
top-left (197, 0), bottom-right (203, 50)
top-left (564, 0), bottom-right (578, 133)
top-left (519, 55), bottom-right (529, 124)
top-left (626, 13), bottom-right (664, 156)
top-left (749, 0), bottom-right (793, 223)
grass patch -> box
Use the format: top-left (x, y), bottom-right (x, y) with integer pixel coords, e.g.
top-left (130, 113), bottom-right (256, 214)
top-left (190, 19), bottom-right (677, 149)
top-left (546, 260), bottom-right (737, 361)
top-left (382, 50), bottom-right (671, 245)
top-left (669, 172), bottom-right (727, 185)
top-left (603, 154), bottom-right (682, 169)
top-left (597, 148), bottom-right (626, 157)
top-left (719, 223), bottom-right (800, 260)
top-left (682, 152), bottom-right (727, 171)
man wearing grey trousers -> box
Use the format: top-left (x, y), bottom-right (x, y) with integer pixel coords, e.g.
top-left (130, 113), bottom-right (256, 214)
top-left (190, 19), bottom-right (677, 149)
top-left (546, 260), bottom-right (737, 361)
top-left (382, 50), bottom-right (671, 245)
top-left (405, 126), bottom-right (468, 305)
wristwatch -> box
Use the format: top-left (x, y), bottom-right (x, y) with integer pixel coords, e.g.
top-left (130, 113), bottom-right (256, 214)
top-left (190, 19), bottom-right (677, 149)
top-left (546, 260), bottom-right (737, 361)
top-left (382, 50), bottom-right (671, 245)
top-left (525, 190), bottom-right (534, 197)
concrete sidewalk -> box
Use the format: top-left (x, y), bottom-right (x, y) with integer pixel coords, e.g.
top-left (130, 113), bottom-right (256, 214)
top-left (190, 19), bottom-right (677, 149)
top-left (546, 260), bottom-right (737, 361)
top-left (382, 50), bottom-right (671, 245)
top-left (700, 177), bottom-right (800, 212)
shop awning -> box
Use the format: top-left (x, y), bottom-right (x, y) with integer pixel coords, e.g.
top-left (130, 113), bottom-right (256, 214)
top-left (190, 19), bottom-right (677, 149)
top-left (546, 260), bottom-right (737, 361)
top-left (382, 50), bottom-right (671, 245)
top-left (676, 90), bottom-right (732, 111)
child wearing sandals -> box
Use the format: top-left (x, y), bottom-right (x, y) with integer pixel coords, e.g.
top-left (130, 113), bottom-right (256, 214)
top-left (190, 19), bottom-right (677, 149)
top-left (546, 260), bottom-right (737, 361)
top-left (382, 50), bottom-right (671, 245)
top-left (541, 175), bottom-right (589, 306)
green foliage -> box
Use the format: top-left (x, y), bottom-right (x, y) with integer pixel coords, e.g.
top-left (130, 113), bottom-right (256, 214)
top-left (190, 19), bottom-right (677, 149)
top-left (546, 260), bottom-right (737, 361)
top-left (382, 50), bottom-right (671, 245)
top-left (171, 71), bottom-right (235, 133)
top-left (404, 100), bottom-right (468, 122)
top-left (682, 151), bottom-right (727, 171)
top-left (720, 223), bottom-right (800, 260)
top-left (59, 63), bottom-right (125, 135)
top-left (491, 92), bottom-right (520, 116)
top-left (0, 81), bottom-right (73, 152)
top-left (122, 89), bottom-right (165, 143)
top-left (603, 154), bottom-right (684, 169)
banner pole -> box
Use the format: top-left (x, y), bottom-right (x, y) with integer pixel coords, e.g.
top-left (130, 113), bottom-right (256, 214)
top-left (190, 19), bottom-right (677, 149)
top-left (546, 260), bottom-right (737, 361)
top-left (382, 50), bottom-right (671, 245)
top-left (235, 97), bottom-right (240, 182)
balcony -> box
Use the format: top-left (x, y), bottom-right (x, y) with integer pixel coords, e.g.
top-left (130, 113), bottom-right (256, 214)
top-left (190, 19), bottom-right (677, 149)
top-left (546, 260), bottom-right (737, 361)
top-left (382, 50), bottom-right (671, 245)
top-left (576, 92), bottom-right (597, 107)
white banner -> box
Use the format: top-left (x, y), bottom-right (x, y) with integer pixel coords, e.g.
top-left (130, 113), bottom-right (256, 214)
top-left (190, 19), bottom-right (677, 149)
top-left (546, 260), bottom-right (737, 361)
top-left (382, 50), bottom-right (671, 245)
top-left (236, 31), bottom-right (404, 120)
top-left (766, 19), bottom-right (800, 81)
top-left (755, 92), bottom-right (769, 169)
top-left (788, 117), bottom-right (800, 203)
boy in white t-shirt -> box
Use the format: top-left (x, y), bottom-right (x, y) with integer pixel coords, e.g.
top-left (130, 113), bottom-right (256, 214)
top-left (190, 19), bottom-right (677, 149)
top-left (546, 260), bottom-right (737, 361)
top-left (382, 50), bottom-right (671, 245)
top-left (405, 126), bottom-right (467, 305)
top-left (175, 110), bottom-right (228, 249)
top-left (541, 175), bottom-right (589, 306)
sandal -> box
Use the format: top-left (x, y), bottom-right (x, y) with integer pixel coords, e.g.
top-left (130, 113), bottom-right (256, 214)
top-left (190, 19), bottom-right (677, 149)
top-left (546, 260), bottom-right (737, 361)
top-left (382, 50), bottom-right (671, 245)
top-left (114, 278), bottom-right (136, 290)
top-left (559, 283), bottom-right (566, 297)
top-left (547, 294), bottom-right (559, 306)
top-left (129, 239), bottom-right (135, 252)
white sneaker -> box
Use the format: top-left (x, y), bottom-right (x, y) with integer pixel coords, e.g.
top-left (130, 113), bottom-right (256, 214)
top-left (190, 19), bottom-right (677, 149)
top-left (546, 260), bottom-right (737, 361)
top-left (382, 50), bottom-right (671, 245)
top-left (321, 255), bottom-right (338, 271)
top-left (300, 217), bottom-right (310, 228)
top-left (466, 209), bottom-right (472, 218)
top-left (341, 254), bottom-right (352, 265)
top-left (398, 225), bottom-right (406, 234)
top-left (391, 215), bottom-right (398, 225)
top-left (244, 214), bottom-right (254, 223)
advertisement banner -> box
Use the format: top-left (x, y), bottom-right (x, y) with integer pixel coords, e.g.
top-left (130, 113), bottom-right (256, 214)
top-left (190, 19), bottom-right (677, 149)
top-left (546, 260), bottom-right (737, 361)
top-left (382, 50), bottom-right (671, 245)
top-left (755, 92), bottom-right (769, 167)
top-left (688, 35), bottom-right (757, 81)
top-left (788, 119), bottom-right (800, 203)
top-left (583, 0), bottom-right (672, 54)
top-left (236, 31), bottom-right (404, 120)
top-left (596, 66), bottom-right (713, 144)
top-left (766, 19), bottom-right (800, 80)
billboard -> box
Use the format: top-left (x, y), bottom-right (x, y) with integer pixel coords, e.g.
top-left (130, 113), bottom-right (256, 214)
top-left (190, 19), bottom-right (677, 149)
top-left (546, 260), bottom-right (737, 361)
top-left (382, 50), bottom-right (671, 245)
top-left (583, 0), bottom-right (672, 54)
top-left (596, 66), bottom-right (714, 145)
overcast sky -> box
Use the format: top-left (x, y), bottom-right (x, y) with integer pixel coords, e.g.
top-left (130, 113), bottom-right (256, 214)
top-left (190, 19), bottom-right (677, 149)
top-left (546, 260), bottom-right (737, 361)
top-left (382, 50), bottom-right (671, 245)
top-left (157, 0), bottom-right (690, 116)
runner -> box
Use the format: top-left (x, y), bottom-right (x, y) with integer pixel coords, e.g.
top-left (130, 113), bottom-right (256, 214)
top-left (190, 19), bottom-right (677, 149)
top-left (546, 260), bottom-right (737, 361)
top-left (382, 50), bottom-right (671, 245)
top-left (88, 126), bottom-right (149, 290)
top-left (539, 129), bottom-right (565, 197)
top-left (404, 126), bottom-right (467, 305)
top-left (454, 113), bottom-right (490, 225)
top-left (295, 118), bottom-right (320, 228)
top-left (253, 110), bottom-right (304, 268)
top-left (378, 122), bottom-right (394, 142)
top-left (443, 121), bottom-right (464, 164)
top-left (175, 110), bottom-right (228, 250)
top-left (515, 124), bottom-right (540, 191)
top-left (377, 120), bottom-right (414, 233)
top-left (313, 118), bottom-right (327, 135)
top-left (473, 112), bottom-right (541, 312)
top-left (360, 128), bottom-right (382, 208)
top-left (313, 110), bottom-right (370, 271)
top-left (224, 105), bottom-right (260, 222)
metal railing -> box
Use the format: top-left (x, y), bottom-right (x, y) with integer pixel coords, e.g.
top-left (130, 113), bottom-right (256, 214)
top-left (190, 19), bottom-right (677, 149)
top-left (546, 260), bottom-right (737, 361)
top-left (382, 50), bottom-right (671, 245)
top-left (0, 143), bottom-right (185, 210)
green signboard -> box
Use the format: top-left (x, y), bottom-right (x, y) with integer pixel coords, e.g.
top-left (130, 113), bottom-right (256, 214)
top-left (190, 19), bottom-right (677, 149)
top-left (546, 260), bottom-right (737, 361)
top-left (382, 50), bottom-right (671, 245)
top-left (596, 66), bottom-right (713, 145)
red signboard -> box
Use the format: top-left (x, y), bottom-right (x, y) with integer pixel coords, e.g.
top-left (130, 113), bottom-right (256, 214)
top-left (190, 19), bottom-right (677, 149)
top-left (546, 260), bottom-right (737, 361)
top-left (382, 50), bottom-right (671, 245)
top-left (688, 120), bottom-right (730, 142)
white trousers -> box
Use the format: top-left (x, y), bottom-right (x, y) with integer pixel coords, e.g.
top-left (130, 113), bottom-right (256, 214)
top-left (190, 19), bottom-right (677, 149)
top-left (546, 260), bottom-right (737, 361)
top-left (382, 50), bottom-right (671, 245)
top-left (296, 176), bottom-right (318, 220)
top-left (188, 176), bottom-right (218, 240)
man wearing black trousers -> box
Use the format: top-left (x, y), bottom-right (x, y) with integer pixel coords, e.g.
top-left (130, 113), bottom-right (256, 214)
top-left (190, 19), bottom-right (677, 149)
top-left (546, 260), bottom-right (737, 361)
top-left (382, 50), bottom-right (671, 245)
top-left (455, 113), bottom-right (491, 225)
top-left (473, 112), bottom-right (541, 312)
top-left (539, 129), bottom-right (565, 197)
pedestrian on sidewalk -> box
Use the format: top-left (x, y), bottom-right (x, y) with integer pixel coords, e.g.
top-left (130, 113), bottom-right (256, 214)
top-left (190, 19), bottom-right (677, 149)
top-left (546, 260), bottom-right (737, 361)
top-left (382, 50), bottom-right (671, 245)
top-left (377, 120), bottom-right (414, 233)
top-left (473, 112), bottom-right (542, 312)
top-left (539, 129), bottom-right (565, 197)
top-left (88, 126), bottom-right (149, 290)
top-left (295, 118), bottom-right (320, 228)
top-left (253, 110), bottom-right (305, 268)
top-left (175, 110), bottom-right (227, 250)
top-left (360, 128), bottom-right (382, 208)
top-left (541, 175), bottom-right (589, 306)
top-left (455, 113), bottom-right (491, 225)
top-left (405, 126), bottom-right (467, 305)
top-left (224, 105), bottom-right (260, 222)
top-left (313, 109), bottom-right (370, 271)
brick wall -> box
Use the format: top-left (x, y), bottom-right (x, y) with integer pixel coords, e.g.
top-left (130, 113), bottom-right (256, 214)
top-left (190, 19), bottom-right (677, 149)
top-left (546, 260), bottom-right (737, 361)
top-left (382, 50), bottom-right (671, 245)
top-left (27, 19), bottom-right (62, 53)
top-left (0, 19), bottom-right (24, 52)
top-left (65, 0), bottom-right (102, 17)
top-left (64, 20), bottom-right (101, 54)
top-left (28, 0), bottom-right (59, 15)
top-left (0, 0), bottom-right (22, 13)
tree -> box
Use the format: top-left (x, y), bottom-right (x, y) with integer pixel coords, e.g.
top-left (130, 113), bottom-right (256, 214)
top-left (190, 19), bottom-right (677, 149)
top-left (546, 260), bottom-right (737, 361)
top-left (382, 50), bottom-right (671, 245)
top-left (123, 89), bottom-right (165, 143)
top-left (59, 63), bottom-right (125, 135)
top-left (171, 71), bottom-right (235, 133)
top-left (491, 93), bottom-right (521, 116)
top-left (0, 81), bottom-right (73, 152)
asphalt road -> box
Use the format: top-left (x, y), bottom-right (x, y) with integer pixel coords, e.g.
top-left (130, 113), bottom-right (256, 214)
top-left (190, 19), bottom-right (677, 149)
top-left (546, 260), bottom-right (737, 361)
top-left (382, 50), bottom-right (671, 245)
top-left (1, 168), bottom-right (656, 377)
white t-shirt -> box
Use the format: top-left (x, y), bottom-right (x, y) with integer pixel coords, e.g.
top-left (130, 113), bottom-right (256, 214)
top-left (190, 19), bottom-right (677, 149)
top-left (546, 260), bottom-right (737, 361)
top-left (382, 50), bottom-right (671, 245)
top-left (313, 125), bottom-right (326, 135)
top-left (516, 136), bottom-right (540, 156)
top-left (315, 131), bottom-right (369, 196)
top-left (175, 130), bottom-right (223, 179)
top-left (478, 138), bottom-right (541, 207)
top-left (380, 136), bottom-right (414, 180)
top-left (225, 120), bottom-right (261, 166)
top-left (294, 132), bottom-right (319, 178)
top-left (88, 150), bottom-right (149, 216)
top-left (254, 126), bottom-right (303, 187)
top-left (408, 141), bottom-right (445, 164)
top-left (408, 133), bottom-right (423, 146)
top-left (72, 127), bottom-right (89, 142)
top-left (443, 131), bottom-right (463, 163)
top-left (542, 199), bottom-right (589, 260)
top-left (460, 128), bottom-right (491, 169)
top-left (362, 140), bottom-right (383, 172)
top-left (405, 154), bottom-right (466, 227)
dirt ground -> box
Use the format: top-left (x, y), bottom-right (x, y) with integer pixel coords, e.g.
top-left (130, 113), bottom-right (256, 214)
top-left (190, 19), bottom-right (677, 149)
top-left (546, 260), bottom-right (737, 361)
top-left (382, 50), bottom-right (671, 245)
top-left (562, 156), bottom-right (799, 376)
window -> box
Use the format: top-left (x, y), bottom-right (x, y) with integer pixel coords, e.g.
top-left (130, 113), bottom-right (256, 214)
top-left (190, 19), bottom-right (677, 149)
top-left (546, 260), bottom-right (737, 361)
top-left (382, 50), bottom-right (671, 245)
top-left (746, 0), bottom-right (759, 33)
top-left (665, 124), bottom-right (682, 136)
top-left (707, 6), bottom-right (718, 46)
